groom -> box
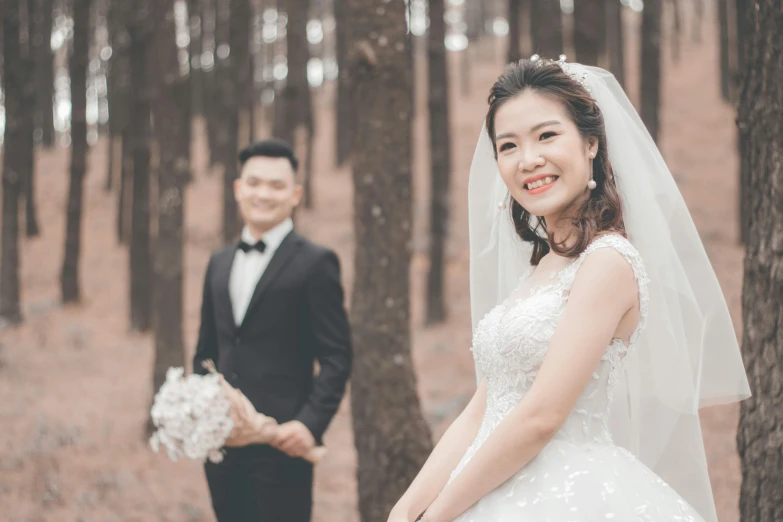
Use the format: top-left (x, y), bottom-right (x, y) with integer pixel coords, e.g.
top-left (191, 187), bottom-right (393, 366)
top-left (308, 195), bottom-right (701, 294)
top-left (193, 139), bottom-right (352, 522)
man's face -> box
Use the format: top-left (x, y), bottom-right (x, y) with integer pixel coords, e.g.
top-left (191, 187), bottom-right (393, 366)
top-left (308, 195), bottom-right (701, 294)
top-left (233, 156), bottom-right (302, 233)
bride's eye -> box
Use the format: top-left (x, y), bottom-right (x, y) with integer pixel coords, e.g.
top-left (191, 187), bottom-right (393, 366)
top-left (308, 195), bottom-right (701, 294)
top-left (499, 142), bottom-right (515, 152)
top-left (539, 131), bottom-right (557, 141)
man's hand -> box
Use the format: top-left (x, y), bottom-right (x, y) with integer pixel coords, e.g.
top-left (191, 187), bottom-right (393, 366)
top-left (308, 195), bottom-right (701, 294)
top-left (272, 420), bottom-right (316, 458)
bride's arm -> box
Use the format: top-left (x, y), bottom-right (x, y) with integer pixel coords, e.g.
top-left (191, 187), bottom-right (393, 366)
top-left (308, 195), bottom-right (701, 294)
top-left (421, 249), bottom-right (638, 522)
top-left (389, 378), bottom-right (487, 521)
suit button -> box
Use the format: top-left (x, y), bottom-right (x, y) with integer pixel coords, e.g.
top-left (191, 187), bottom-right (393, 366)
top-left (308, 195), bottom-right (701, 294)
top-left (231, 373), bottom-right (239, 381)
top-left (234, 336), bottom-right (240, 344)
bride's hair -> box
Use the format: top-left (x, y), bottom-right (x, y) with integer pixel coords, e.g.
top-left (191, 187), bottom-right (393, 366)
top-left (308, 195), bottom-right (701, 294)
top-left (486, 59), bottom-right (625, 265)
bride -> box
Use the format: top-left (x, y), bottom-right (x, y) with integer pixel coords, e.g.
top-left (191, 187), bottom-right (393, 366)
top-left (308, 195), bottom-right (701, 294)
top-left (388, 57), bottom-right (750, 522)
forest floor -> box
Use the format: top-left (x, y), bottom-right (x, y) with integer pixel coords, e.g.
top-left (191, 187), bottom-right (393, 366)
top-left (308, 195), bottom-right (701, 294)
top-left (0, 5), bottom-right (747, 522)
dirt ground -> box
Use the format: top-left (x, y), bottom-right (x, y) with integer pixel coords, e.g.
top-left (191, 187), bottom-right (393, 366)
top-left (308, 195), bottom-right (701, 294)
top-left (0, 4), bottom-right (747, 521)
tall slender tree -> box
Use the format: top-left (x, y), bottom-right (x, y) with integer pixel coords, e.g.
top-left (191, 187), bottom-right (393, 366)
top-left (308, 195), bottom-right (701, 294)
top-left (22, 0), bottom-right (40, 237)
top-left (189, 0), bottom-right (205, 117)
top-left (33, 0), bottom-right (55, 148)
top-left (531, 0), bottom-right (563, 58)
top-left (736, 2), bottom-right (783, 520)
top-left (347, 1), bottom-right (434, 520)
top-left (274, 0), bottom-right (314, 207)
top-left (149, 0), bottom-right (190, 431)
top-left (605, 0), bottom-right (625, 87)
top-left (736, 0), bottom-right (750, 244)
top-left (334, 0), bottom-right (353, 166)
top-left (717, 0), bottom-right (731, 101)
top-left (127, 0), bottom-right (153, 330)
top-left (1, 1), bottom-right (25, 323)
top-left (61, 0), bottom-right (92, 303)
top-left (426, 0), bottom-right (452, 325)
top-left (573, 0), bottom-right (604, 66)
top-left (109, 0), bottom-right (132, 239)
top-left (640, 0), bottom-right (662, 143)
top-left (507, 0), bottom-right (522, 63)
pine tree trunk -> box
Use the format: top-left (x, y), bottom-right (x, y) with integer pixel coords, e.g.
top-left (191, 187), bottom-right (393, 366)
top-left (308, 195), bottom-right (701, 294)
top-left (531, 0), bottom-right (563, 58)
top-left (149, 0), bottom-right (189, 432)
top-left (189, 0), bottom-right (204, 117)
top-left (426, 0), bottom-right (452, 325)
top-left (718, 0), bottom-right (731, 101)
top-left (1, 3), bottom-right (25, 324)
top-left (202, 0), bottom-right (218, 167)
top-left (669, 0), bottom-right (682, 63)
top-left (507, 0), bottom-right (521, 63)
top-left (274, 0), bottom-right (313, 205)
top-left (691, 0), bottom-right (703, 43)
top-left (605, 0), bottom-right (625, 87)
top-left (33, 0), bottom-right (55, 148)
top-left (573, 0), bottom-right (604, 65)
top-left (61, 0), bottom-right (92, 304)
top-left (334, 0), bottom-right (353, 166)
top-left (640, 0), bottom-right (661, 143)
top-left (21, 0), bottom-right (40, 237)
top-left (128, 1), bottom-right (152, 330)
top-left (347, 1), bottom-right (434, 519)
top-left (110, 0), bottom-right (132, 240)
top-left (736, 2), bottom-right (783, 520)
top-left (736, 0), bottom-right (750, 245)
top-left (214, 0), bottom-right (243, 242)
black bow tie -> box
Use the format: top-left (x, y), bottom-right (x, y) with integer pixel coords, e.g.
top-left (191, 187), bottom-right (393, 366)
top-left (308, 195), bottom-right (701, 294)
top-left (237, 239), bottom-right (267, 253)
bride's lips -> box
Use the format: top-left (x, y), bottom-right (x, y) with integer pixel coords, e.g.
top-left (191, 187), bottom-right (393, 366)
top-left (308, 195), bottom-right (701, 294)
top-left (523, 174), bottom-right (559, 195)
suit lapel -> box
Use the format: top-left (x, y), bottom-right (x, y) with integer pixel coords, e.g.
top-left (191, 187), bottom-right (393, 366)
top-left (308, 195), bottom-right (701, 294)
top-left (214, 247), bottom-right (238, 331)
top-left (239, 231), bottom-right (302, 330)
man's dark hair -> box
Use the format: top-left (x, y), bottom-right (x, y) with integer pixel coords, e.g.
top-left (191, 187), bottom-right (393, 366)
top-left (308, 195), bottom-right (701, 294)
top-left (238, 138), bottom-right (299, 172)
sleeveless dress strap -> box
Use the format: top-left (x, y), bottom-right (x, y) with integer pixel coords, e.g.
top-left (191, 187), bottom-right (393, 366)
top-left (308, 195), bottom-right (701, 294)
top-left (559, 234), bottom-right (650, 344)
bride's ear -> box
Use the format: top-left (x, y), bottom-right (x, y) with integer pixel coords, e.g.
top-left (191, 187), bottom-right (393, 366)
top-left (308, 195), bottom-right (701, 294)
top-left (586, 137), bottom-right (598, 158)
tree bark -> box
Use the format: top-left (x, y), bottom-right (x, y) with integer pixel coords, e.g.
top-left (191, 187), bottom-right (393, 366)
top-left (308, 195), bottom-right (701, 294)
top-left (127, 0), bottom-right (153, 330)
top-left (1, 2), bottom-right (25, 323)
top-left (61, 0), bottom-right (92, 304)
top-left (640, 0), bottom-right (661, 143)
top-left (507, 0), bottom-right (522, 63)
top-left (736, 2), bottom-right (783, 520)
top-left (531, 0), bottom-right (563, 58)
top-left (346, 1), bottom-right (434, 520)
top-left (605, 0), bottom-right (625, 87)
top-left (426, 0), bottom-right (452, 325)
top-left (334, 0), bottom-right (354, 166)
top-left (33, 0), bottom-right (55, 148)
top-left (573, 0), bottom-right (604, 66)
top-left (718, 0), bottom-right (731, 101)
top-left (149, 0), bottom-right (190, 432)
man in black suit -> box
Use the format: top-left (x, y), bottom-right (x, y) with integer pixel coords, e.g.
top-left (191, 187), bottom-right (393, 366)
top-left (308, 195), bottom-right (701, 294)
top-left (193, 139), bottom-right (352, 522)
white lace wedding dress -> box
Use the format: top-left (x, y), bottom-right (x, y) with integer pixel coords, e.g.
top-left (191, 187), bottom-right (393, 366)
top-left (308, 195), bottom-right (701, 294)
top-left (448, 234), bottom-right (704, 522)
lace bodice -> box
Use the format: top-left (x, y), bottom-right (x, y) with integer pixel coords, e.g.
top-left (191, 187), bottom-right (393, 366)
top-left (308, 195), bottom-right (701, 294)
top-left (451, 234), bottom-right (649, 479)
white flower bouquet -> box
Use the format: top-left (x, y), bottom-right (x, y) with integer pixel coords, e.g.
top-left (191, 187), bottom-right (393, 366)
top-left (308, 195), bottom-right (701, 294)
top-left (149, 361), bottom-right (326, 464)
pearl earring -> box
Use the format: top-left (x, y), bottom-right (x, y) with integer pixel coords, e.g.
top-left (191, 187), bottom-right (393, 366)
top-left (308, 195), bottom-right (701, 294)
top-left (587, 179), bottom-right (597, 190)
top-left (498, 200), bottom-right (507, 210)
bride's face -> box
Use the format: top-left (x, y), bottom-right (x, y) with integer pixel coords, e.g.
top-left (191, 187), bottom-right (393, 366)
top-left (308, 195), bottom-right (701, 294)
top-left (493, 90), bottom-right (597, 221)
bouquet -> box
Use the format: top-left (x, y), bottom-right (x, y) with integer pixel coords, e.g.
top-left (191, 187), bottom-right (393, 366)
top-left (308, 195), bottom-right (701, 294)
top-left (149, 362), bottom-right (326, 464)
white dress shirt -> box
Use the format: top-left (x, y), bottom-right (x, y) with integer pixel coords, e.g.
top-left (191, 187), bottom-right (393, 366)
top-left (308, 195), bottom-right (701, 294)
top-left (229, 218), bottom-right (294, 326)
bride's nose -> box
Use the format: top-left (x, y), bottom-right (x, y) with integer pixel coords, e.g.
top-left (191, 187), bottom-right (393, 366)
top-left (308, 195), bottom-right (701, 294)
top-left (517, 146), bottom-right (545, 172)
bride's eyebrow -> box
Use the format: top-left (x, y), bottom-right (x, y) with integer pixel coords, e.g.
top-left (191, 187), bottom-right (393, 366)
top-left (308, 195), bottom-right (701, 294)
top-left (530, 120), bottom-right (562, 132)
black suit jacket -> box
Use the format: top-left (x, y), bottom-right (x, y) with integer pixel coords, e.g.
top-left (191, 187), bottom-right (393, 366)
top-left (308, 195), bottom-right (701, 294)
top-left (193, 230), bottom-right (352, 443)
